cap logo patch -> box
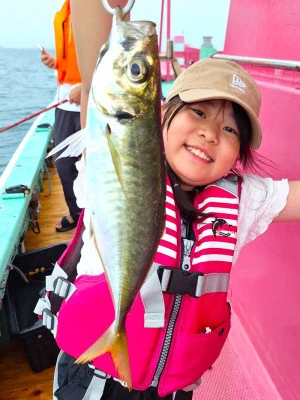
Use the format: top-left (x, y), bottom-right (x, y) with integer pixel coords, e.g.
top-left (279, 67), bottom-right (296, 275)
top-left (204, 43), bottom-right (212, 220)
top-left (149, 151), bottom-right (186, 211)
top-left (230, 74), bottom-right (246, 93)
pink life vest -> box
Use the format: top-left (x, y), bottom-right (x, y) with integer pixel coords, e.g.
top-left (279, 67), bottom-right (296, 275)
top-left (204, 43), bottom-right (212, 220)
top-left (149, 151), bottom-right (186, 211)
top-left (43, 174), bottom-right (240, 397)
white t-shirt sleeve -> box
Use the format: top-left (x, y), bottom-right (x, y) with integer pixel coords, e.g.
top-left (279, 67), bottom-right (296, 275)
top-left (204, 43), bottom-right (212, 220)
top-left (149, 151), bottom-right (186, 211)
top-left (233, 175), bottom-right (289, 264)
top-left (73, 158), bottom-right (105, 276)
top-left (74, 158), bottom-right (87, 209)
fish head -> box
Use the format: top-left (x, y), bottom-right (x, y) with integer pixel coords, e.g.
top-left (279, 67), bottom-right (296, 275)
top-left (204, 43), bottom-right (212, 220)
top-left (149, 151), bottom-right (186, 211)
top-left (91, 7), bottom-right (161, 123)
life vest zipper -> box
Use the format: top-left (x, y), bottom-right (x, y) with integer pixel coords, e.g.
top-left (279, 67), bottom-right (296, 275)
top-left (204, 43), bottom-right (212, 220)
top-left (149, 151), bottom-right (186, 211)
top-left (151, 293), bottom-right (183, 387)
top-left (151, 219), bottom-right (195, 387)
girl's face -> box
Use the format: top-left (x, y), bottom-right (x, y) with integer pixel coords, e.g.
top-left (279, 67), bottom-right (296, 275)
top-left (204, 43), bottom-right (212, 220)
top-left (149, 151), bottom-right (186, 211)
top-left (163, 99), bottom-right (241, 190)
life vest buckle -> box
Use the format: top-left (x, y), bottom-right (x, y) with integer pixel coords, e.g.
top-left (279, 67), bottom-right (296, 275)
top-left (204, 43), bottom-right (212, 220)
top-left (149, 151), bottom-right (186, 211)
top-left (157, 267), bottom-right (230, 298)
top-left (53, 276), bottom-right (72, 298)
top-left (158, 267), bottom-right (204, 298)
top-left (42, 308), bottom-right (55, 330)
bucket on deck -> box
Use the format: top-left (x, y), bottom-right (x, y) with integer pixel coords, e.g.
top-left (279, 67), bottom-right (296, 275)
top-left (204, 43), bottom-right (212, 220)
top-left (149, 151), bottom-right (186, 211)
top-left (4, 243), bottom-right (68, 372)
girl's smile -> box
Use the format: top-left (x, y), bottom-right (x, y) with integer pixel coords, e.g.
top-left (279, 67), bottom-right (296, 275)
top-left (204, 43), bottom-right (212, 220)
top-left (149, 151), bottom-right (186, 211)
top-left (184, 145), bottom-right (212, 162)
top-left (163, 99), bottom-right (241, 190)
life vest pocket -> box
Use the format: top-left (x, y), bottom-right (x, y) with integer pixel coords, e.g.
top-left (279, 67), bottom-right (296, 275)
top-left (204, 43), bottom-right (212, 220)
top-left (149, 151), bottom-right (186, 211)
top-left (158, 318), bottom-right (231, 397)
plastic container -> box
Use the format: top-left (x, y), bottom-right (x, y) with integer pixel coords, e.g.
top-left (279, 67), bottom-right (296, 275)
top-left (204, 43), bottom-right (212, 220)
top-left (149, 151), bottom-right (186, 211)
top-left (200, 36), bottom-right (217, 59)
top-left (4, 243), bottom-right (68, 372)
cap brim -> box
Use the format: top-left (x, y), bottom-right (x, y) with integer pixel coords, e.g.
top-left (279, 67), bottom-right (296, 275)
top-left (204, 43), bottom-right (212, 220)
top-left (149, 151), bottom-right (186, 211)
top-left (179, 88), bottom-right (262, 149)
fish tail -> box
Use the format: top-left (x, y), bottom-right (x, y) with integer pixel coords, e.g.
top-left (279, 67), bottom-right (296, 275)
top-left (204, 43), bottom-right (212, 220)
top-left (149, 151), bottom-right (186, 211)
top-left (75, 323), bottom-right (115, 364)
top-left (110, 328), bottom-right (132, 390)
top-left (75, 324), bottom-right (132, 390)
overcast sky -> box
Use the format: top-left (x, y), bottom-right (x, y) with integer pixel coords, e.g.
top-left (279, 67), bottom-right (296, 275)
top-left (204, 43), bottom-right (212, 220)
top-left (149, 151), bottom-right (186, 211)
top-left (0, 0), bottom-right (230, 51)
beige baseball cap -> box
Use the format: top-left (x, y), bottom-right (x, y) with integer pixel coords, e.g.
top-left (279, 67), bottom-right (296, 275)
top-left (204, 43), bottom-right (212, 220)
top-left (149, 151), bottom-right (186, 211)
top-left (166, 58), bottom-right (262, 149)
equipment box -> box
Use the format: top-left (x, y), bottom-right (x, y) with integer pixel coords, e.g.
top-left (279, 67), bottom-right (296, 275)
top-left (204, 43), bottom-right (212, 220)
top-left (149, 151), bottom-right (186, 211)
top-left (4, 243), bottom-right (68, 372)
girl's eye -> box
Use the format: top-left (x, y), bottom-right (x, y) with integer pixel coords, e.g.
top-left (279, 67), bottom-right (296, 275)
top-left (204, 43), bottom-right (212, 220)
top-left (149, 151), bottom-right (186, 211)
top-left (192, 109), bottom-right (206, 118)
top-left (224, 126), bottom-right (239, 136)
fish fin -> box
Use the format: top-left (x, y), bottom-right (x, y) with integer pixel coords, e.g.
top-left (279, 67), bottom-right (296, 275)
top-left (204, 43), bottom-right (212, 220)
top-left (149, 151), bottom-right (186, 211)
top-left (75, 324), bottom-right (132, 390)
top-left (105, 125), bottom-right (127, 197)
top-left (47, 128), bottom-right (87, 159)
top-left (75, 324), bottom-right (114, 364)
top-left (110, 328), bottom-right (132, 390)
top-left (106, 125), bottom-right (133, 214)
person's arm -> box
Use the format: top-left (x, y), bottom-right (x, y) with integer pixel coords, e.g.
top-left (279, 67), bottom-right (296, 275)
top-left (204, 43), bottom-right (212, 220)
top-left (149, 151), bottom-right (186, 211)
top-left (70, 0), bottom-right (129, 128)
top-left (273, 181), bottom-right (300, 222)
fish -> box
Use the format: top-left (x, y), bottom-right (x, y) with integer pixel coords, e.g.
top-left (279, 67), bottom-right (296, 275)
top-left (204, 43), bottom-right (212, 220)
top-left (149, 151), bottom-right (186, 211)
top-left (75, 6), bottom-right (166, 389)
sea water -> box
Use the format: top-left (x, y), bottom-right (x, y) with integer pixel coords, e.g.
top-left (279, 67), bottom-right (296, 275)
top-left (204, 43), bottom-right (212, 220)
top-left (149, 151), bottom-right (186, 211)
top-left (0, 48), bottom-right (57, 175)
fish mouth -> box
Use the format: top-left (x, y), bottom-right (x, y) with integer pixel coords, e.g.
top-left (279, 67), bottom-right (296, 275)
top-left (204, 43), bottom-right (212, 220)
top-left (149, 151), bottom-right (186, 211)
top-left (92, 86), bottom-right (137, 121)
top-left (185, 145), bottom-right (213, 162)
top-left (94, 97), bottom-right (136, 121)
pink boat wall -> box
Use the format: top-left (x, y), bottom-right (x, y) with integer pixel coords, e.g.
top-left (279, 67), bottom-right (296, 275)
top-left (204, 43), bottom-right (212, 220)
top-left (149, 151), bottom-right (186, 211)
top-left (223, 1), bottom-right (300, 399)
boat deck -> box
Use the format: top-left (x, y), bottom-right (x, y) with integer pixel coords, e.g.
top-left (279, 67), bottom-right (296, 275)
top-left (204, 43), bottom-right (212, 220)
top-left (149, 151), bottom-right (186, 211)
top-left (0, 168), bottom-right (73, 400)
top-left (23, 166), bottom-right (74, 252)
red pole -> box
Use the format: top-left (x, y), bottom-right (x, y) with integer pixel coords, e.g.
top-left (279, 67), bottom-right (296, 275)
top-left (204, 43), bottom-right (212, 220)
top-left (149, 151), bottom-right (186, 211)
top-left (166, 0), bottom-right (171, 82)
top-left (0, 99), bottom-right (68, 134)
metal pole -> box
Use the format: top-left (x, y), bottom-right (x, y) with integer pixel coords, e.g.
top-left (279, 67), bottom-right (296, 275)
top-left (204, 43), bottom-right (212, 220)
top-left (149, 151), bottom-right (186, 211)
top-left (212, 53), bottom-right (300, 71)
top-left (159, 0), bottom-right (164, 53)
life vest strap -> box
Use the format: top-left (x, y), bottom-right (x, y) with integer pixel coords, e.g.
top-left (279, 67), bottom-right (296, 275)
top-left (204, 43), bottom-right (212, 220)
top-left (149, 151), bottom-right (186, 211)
top-left (83, 365), bottom-right (109, 400)
top-left (34, 296), bottom-right (51, 315)
top-left (158, 267), bottom-right (230, 298)
top-left (141, 262), bottom-right (166, 328)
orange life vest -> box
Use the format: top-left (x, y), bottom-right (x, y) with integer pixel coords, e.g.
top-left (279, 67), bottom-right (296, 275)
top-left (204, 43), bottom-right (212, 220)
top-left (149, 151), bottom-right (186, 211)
top-left (54, 0), bottom-right (81, 85)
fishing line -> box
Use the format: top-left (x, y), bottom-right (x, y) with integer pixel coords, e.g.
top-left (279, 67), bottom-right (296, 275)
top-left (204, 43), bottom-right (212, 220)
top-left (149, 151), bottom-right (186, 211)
top-left (0, 99), bottom-right (68, 134)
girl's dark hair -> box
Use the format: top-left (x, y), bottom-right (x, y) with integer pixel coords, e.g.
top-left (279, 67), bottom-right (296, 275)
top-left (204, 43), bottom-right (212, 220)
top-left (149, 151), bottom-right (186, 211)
top-left (162, 95), bottom-right (256, 221)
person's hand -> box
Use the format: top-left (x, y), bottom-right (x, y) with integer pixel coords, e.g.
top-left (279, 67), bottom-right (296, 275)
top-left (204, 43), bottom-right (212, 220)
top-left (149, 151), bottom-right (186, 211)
top-left (69, 84), bottom-right (82, 105)
top-left (40, 48), bottom-right (56, 69)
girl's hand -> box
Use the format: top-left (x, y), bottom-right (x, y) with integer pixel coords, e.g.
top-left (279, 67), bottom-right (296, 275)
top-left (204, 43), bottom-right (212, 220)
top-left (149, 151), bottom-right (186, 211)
top-left (40, 48), bottom-right (56, 69)
top-left (69, 84), bottom-right (82, 105)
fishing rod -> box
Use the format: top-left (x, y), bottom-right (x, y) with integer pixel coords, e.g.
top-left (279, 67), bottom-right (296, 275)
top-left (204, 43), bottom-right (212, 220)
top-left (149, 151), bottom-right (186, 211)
top-left (0, 99), bottom-right (69, 134)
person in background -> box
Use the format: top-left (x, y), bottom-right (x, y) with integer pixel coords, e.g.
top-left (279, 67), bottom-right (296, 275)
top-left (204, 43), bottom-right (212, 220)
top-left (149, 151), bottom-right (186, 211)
top-left (70, 0), bottom-right (129, 128)
top-left (41, 0), bottom-right (82, 232)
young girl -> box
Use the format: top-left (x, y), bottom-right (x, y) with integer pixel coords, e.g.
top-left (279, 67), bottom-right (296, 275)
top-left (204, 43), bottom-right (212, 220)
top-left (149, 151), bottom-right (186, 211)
top-left (49, 58), bottom-right (300, 400)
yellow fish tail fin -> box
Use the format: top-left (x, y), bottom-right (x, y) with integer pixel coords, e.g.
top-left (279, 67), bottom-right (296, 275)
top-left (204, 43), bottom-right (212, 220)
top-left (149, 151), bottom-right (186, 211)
top-left (110, 327), bottom-right (132, 390)
top-left (75, 325), bottom-right (132, 390)
top-left (75, 323), bottom-right (115, 364)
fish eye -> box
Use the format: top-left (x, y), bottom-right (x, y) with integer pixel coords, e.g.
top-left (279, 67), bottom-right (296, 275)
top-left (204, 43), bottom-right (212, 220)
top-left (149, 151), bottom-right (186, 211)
top-left (127, 58), bottom-right (148, 83)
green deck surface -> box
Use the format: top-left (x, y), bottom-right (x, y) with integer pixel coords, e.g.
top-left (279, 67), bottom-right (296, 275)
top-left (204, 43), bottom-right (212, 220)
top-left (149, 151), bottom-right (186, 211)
top-left (0, 109), bottom-right (55, 297)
